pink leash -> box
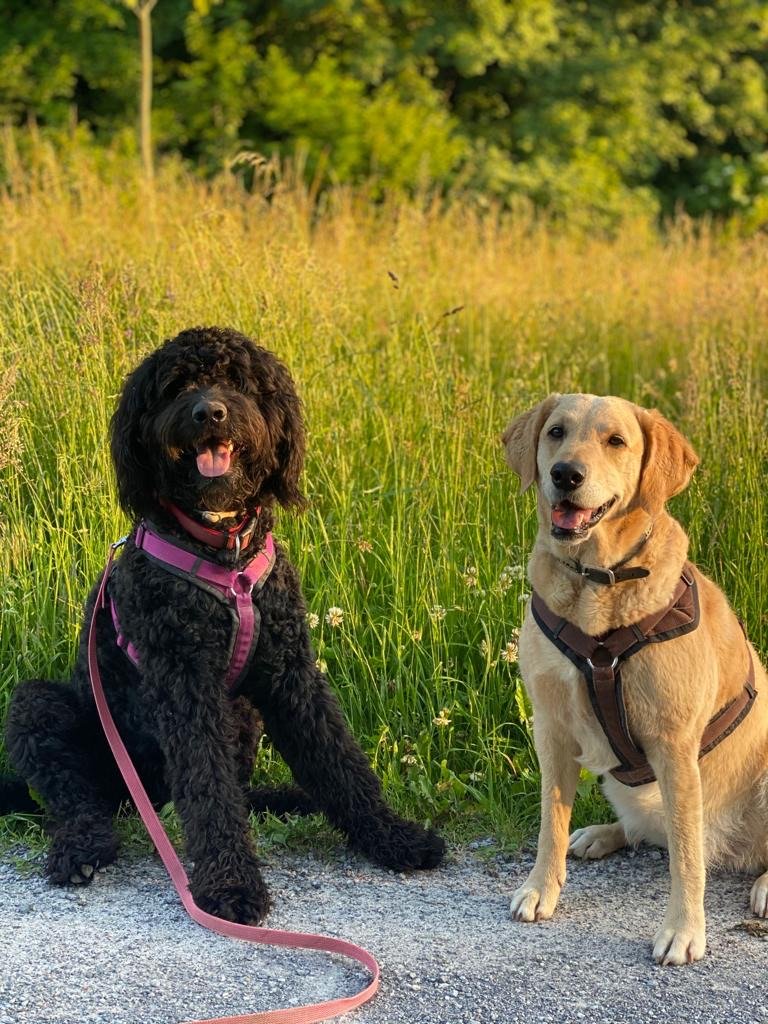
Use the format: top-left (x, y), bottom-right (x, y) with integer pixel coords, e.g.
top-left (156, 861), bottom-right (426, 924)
top-left (88, 539), bottom-right (381, 1024)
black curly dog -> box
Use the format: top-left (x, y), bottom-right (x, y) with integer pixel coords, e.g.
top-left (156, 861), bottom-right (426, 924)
top-left (4, 326), bottom-right (444, 923)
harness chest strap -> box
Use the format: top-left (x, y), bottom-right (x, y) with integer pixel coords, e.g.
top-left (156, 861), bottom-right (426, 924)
top-left (531, 565), bottom-right (758, 787)
top-left (110, 520), bottom-right (276, 689)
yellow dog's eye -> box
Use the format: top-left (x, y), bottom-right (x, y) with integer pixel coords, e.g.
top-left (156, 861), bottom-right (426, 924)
top-left (548, 425), bottom-right (564, 438)
top-left (608, 434), bottom-right (626, 447)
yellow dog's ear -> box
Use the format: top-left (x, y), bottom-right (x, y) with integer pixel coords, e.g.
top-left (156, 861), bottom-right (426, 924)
top-left (501, 395), bottom-right (560, 492)
top-left (635, 407), bottom-right (699, 510)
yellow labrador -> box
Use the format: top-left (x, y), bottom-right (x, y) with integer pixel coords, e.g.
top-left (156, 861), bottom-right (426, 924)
top-left (502, 393), bottom-right (767, 965)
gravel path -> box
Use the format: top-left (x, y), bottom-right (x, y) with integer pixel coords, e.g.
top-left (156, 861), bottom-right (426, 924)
top-left (1, 843), bottom-right (767, 1024)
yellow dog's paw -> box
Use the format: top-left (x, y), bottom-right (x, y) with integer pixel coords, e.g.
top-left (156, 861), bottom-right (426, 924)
top-left (568, 823), bottom-right (626, 860)
top-left (749, 872), bottom-right (768, 918)
top-left (652, 922), bottom-right (706, 965)
top-left (509, 879), bottom-right (561, 922)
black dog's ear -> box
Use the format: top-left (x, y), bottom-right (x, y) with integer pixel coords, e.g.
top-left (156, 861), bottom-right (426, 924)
top-left (260, 351), bottom-right (306, 510)
top-left (109, 353), bottom-right (158, 521)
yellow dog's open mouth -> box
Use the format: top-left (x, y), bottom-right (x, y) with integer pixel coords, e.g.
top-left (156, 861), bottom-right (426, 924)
top-left (551, 496), bottom-right (616, 537)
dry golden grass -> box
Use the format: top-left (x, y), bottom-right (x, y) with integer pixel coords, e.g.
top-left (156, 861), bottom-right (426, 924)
top-left (1, 141), bottom-right (766, 837)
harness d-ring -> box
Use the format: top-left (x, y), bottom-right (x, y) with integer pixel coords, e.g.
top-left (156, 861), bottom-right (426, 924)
top-left (586, 652), bottom-right (619, 672)
top-left (230, 571), bottom-right (255, 599)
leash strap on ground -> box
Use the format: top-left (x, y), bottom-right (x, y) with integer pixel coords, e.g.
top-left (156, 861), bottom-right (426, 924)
top-left (88, 540), bottom-right (381, 1024)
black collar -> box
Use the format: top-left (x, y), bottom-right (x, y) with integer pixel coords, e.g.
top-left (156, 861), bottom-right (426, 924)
top-left (557, 523), bottom-right (653, 586)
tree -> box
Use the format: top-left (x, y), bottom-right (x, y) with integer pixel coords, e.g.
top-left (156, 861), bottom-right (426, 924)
top-left (0, 1), bottom-right (133, 130)
top-left (124, 0), bottom-right (159, 181)
top-left (1, 1), bottom-right (767, 223)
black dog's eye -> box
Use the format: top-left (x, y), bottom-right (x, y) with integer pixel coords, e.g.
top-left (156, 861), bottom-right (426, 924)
top-left (228, 369), bottom-right (252, 393)
top-left (547, 425), bottom-right (564, 439)
top-left (608, 434), bottom-right (626, 447)
top-left (159, 373), bottom-right (188, 400)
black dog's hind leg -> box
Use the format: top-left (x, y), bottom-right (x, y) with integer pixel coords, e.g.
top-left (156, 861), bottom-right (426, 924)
top-left (258, 655), bottom-right (445, 871)
top-left (0, 771), bottom-right (41, 815)
top-left (229, 697), bottom-right (317, 818)
top-left (4, 680), bottom-right (121, 882)
top-left (246, 784), bottom-right (317, 816)
top-left (230, 696), bottom-right (264, 791)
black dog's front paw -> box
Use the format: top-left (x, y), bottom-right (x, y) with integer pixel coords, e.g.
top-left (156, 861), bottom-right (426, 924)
top-left (190, 855), bottom-right (271, 925)
top-left (354, 815), bottom-right (446, 872)
top-left (46, 815), bottom-right (120, 885)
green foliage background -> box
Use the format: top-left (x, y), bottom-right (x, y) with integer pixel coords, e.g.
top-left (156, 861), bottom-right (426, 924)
top-left (2, 1), bottom-right (768, 224)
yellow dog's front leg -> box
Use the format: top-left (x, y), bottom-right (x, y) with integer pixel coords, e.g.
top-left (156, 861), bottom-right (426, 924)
top-left (648, 743), bottom-right (707, 965)
top-left (510, 720), bottom-right (579, 922)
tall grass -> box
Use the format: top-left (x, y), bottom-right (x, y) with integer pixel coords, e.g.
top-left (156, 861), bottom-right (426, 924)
top-left (1, 140), bottom-right (766, 843)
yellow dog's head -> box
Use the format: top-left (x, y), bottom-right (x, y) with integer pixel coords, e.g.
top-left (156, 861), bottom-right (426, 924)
top-left (502, 394), bottom-right (698, 546)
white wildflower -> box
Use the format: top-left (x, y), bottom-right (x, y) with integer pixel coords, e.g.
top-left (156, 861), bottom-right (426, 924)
top-left (462, 566), bottom-right (479, 588)
top-left (500, 630), bottom-right (521, 663)
top-left (498, 565), bottom-right (526, 591)
top-left (325, 607), bottom-right (344, 628)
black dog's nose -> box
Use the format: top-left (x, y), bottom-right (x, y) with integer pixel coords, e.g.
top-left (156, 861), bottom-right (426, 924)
top-left (192, 399), bottom-right (228, 425)
top-left (550, 461), bottom-right (586, 492)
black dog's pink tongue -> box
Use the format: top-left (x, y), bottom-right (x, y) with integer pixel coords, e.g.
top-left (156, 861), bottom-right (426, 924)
top-left (552, 503), bottom-right (593, 530)
top-left (196, 443), bottom-right (231, 478)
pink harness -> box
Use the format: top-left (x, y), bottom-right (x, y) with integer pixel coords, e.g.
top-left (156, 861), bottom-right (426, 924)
top-left (109, 520), bottom-right (276, 688)
top-left (91, 532), bottom-right (380, 1023)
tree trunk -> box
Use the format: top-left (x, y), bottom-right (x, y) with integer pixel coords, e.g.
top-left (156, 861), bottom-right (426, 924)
top-left (137, 0), bottom-right (157, 182)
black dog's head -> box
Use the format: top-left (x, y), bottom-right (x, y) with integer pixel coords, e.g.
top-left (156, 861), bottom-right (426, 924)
top-left (110, 327), bottom-right (305, 521)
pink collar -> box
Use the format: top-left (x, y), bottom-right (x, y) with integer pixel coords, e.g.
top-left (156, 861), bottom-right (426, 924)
top-left (159, 499), bottom-right (260, 554)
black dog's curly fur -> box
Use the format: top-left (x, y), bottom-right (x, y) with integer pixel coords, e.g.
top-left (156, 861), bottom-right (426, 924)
top-left (5, 326), bottom-right (444, 922)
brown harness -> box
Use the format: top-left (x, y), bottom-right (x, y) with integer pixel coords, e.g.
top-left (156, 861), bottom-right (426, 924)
top-left (531, 564), bottom-right (757, 786)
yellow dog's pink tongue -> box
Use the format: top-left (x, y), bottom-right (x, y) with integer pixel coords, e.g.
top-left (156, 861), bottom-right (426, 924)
top-left (196, 443), bottom-right (232, 478)
top-left (552, 504), bottom-right (593, 530)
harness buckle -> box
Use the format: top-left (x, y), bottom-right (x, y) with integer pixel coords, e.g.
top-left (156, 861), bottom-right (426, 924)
top-left (582, 565), bottom-right (615, 585)
top-left (111, 535), bottom-right (129, 551)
